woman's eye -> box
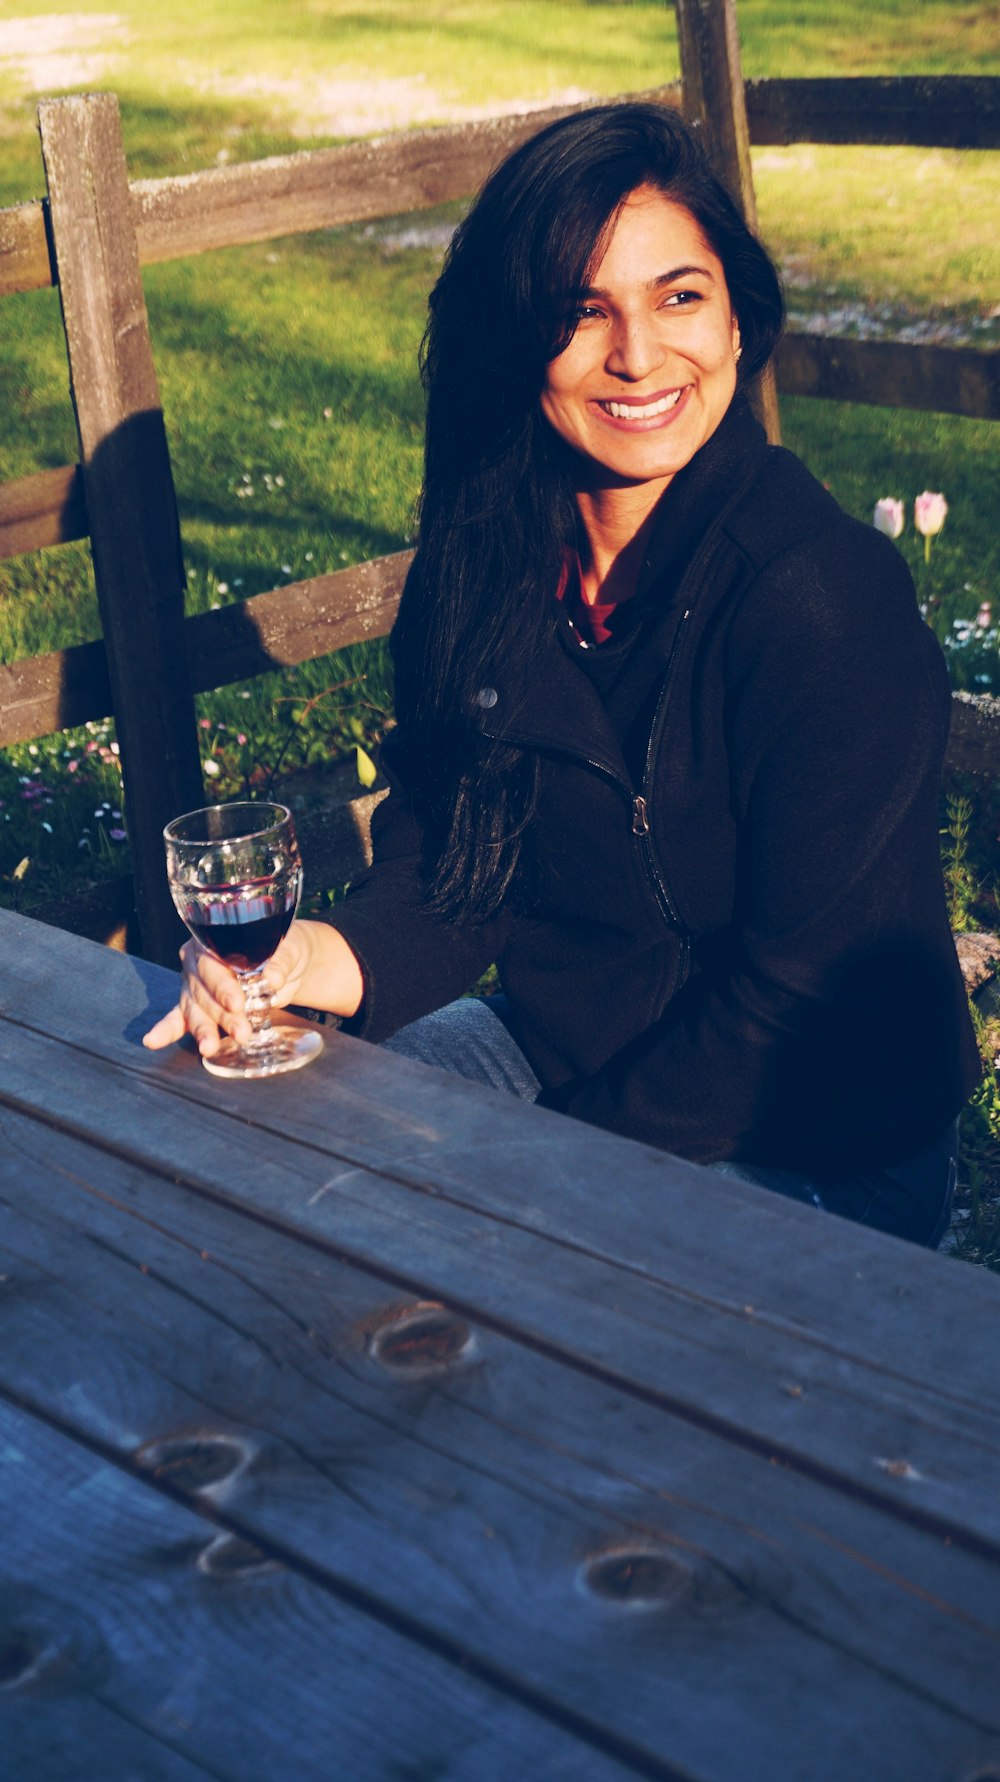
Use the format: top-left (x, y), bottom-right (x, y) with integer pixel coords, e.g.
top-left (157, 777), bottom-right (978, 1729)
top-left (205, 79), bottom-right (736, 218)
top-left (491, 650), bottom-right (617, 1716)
top-left (663, 289), bottom-right (702, 308)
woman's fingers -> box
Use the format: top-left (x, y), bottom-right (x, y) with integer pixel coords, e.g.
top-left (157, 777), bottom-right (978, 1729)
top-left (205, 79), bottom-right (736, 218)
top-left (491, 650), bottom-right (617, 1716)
top-left (261, 929), bottom-right (301, 1006)
top-left (142, 941), bottom-right (253, 1053)
top-left (183, 946), bottom-right (255, 1048)
top-left (142, 1004), bottom-right (187, 1049)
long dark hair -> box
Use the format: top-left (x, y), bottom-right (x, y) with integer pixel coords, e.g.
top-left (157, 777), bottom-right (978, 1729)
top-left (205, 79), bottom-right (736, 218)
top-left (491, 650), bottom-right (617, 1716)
top-left (392, 101), bottom-right (784, 920)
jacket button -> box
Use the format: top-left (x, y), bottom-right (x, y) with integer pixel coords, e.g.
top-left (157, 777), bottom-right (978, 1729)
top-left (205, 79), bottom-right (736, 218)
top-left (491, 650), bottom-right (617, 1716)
top-left (475, 687), bottom-right (499, 709)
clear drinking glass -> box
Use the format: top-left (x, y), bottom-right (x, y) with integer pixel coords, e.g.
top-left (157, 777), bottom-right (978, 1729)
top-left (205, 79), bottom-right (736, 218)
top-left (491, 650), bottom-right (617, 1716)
top-left (164, 801), bottom-right (323, 1079)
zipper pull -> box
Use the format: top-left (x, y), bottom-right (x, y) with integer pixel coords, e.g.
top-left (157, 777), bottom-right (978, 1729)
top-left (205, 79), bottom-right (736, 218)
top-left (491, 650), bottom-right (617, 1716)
top-left (632, 795), bottom-right (650, 836)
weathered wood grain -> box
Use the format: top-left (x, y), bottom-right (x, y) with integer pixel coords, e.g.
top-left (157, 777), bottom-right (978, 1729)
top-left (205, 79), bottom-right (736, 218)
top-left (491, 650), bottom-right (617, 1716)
top-left (3, 911), bottom-right (1000, 1560)
top-left (0, 196), bottom-right (52, 298)
top-left (776, 332), bottom-right (1000, 422)
top-left (675, 0), bottom-right (756, 222)
top-left (674, 0), bottom-right (781, 443)
top-left (0, 462), bottom-right (87, 561)
top-left (746, 74), bottom-right (1000, 149)
top-left (38, 94), bottom-right (204, 966)
top-left (123, 89), bottom-right (676, 267)
top-left (3, 79), bottom-right (996, 303)
top-left (0, 633), bottom-right (110, 747)
top-left (185, 550), bottom-right (410, 689)
top-left (3, 1095), bottom-right (1000, 1775)
top-left (1, 1400), bottom-right (630, 1782)
top-left (0, 550), bottom-right (409, 746)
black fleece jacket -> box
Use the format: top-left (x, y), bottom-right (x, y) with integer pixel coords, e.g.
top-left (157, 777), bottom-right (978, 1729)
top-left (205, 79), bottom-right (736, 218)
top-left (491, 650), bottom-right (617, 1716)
top-left (331, 398), bottom-right (979, 1175)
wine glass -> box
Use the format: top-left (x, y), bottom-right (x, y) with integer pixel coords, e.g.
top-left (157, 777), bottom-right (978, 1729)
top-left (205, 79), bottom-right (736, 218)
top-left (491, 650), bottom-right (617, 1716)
top-left (164, 801), bottom-right (323, 1079)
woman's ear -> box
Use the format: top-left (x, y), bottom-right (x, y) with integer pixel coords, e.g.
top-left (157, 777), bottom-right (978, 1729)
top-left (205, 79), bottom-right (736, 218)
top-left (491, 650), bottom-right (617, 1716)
top-left (732, 320), bottom-right (743, 364)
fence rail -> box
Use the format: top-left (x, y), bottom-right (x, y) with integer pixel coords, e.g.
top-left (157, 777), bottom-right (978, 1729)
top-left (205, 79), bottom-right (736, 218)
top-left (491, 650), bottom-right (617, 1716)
top-left (2, 76), bottom-right (998, 301)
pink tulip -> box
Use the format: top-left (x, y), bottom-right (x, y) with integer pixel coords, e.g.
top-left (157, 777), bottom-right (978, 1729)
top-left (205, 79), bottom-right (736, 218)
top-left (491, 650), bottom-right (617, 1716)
top-left (914, 491), bottom-right (948, 536)
top-left (873, 497), bottom-right (904, 540)
top-left (914, 491), bottom-right (948, 562)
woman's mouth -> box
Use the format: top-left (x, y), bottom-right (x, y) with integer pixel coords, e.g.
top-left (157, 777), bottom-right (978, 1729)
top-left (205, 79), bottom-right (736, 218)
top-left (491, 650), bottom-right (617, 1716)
top-left (594, 387), bottom-right (689, 425)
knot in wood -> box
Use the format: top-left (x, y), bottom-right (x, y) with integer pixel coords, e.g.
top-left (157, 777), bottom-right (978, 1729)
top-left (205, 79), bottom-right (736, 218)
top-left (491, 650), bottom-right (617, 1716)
top-left (368, 1302), bottom-right (476, 1377)
top-left (137, 1433), bottom-right (250, 1495)
top-left (197, 1534), bottom-right (279, 1580)
top-left (579, 1544), bottom-right (690, 1611)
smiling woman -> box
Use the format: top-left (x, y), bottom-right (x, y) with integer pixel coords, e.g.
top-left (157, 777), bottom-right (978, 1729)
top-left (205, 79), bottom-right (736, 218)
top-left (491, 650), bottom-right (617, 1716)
top-left (540, 190), bottom-right (741, 567)
top-left (147, 102), bottom-right (980, 1254)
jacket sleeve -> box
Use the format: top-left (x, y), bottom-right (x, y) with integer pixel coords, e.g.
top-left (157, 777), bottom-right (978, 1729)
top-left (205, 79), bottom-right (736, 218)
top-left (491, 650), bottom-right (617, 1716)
top-left (325, 726), bottom-right (512, 1042)
top-left (538, 528), bottom-right (970, 1167)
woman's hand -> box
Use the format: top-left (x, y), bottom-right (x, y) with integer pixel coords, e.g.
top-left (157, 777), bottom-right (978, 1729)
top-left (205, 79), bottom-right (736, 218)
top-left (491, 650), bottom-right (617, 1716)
top-left (142, 918), bottom-right (364, 1058)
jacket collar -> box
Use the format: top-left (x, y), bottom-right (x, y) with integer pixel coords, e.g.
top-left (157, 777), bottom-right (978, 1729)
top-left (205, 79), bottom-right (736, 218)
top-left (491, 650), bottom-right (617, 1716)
top-left (472, 395), bottom-right (768, 765)
top-left (634, 394), bottom-right (767, 604)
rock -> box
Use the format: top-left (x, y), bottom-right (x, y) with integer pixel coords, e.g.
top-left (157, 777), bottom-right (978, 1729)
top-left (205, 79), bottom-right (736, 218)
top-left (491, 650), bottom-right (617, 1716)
top-left (954, 930), bottom-right (1000, 998)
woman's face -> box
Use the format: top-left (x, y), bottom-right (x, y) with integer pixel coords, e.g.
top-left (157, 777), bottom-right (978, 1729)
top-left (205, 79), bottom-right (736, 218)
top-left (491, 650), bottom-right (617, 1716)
top-left (540, 186), bottom-right (740, 498)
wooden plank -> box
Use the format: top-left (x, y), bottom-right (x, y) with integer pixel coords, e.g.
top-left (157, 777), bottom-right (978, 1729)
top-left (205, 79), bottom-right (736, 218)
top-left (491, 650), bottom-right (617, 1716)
top-left (38, 94), bottom-right (204, 967)
top-left (0, 551), bottom-right (408, 748)
top-left (3, 910), bottom-right (1000, 1557)
top-left (775, 331), bottom-right (1000, 422)
top-left (0, 197), bottom-right (52, 298)
top-left (1, 1402), bottom-right (630, 1782)
top-left (0, 633), bottom-right (110, 747)
top-left (673, 0), bottom-right (780, 442)
top-left (0, 463), bottom-right (87, 561)
top-left (185, 550), bottom-right (410, 690)
top-left (2, 1113), bottom-right (1000, 1779)
top-left (747, 74), bottom-right (1000, 150)
top-left (2, 79), bottom-right (997, 303)
top-left (674, 0), bottom-right (756, 220)
top-left (124, 88), bottom-right (681, 267)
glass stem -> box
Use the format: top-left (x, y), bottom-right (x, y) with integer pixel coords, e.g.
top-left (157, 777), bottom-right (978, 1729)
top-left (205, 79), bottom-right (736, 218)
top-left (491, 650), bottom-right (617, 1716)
top-left (239, 967), bottom-right (273, 1047)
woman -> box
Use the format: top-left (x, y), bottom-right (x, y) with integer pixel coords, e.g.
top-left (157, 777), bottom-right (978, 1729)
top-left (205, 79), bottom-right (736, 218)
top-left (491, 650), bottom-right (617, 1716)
top-left (146, 103), bottom-right (979, 1246)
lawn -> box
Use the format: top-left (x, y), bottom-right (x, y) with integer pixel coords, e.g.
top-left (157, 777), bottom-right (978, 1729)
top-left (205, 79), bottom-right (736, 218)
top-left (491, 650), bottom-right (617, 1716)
top-left (1, 1), bottom-right (999, 1256)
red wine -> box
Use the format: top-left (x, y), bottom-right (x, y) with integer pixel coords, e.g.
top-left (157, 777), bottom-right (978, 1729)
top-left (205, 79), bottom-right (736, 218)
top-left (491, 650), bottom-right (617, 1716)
top-left (188, 906), bottom-right (293, 971)
top-left (181, 877), bottom-right (299, 971)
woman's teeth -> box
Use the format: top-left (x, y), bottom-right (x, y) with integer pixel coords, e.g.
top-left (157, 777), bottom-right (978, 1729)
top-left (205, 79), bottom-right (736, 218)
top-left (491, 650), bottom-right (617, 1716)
top-left (603, 390), bottom-right (683, 420)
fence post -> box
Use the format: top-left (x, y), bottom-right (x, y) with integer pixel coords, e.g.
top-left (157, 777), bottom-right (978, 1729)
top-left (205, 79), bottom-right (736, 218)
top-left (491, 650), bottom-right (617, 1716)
top-left (37, 94), bottom-right (204, 966)
top-left (673, 0), bottom-right (781, 442)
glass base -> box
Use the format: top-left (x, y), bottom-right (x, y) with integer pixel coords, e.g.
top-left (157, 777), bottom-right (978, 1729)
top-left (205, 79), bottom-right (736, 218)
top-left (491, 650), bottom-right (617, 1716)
top-left (201, 1025), bottom-right (323, 1079)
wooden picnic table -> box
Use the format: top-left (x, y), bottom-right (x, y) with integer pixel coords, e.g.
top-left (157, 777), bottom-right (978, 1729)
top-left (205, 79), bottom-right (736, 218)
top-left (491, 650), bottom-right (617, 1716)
top-left (2, 904), bottom-right (1000, 1780)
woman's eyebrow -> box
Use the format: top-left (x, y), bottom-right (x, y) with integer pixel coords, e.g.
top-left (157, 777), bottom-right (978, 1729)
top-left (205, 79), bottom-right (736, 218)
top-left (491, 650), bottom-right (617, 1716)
top-left (580, 263), bottom-right (716, 298)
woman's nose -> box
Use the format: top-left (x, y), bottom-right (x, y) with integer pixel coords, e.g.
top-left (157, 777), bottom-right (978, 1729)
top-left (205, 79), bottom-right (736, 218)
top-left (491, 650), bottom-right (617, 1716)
top-left (605, 313), bottom-right (663, 381)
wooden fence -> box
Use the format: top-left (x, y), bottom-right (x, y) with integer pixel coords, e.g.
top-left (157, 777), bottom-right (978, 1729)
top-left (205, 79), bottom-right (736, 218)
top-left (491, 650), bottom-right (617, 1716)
top-left (1, 0), bottom-right (997, 962)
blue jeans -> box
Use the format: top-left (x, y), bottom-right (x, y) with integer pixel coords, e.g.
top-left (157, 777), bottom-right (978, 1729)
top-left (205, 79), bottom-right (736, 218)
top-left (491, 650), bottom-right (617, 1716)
top-left (384, 996), bottom-right (957, 1249)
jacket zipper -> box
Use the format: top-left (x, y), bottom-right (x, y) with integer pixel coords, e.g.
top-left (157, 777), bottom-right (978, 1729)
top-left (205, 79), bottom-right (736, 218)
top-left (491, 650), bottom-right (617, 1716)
top-left (632, 609), bottom-right (691, 925)
top-left (529, 610), bottom-right (693, 938)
